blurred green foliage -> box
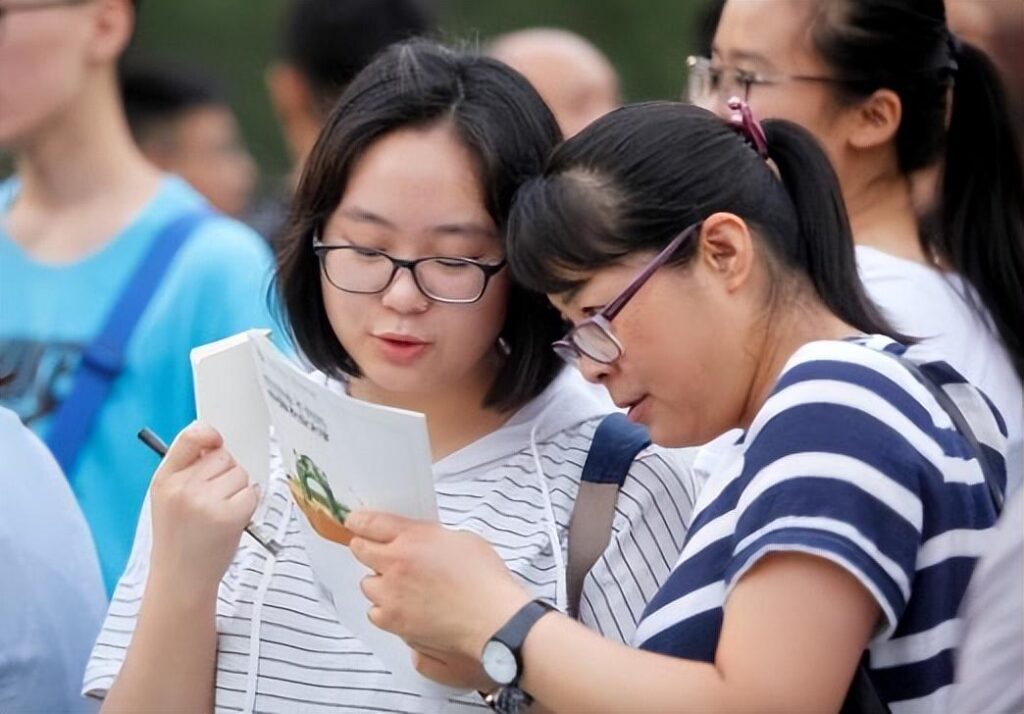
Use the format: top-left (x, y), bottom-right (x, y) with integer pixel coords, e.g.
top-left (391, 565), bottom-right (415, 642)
top-left (3, 1), bottom-right (704, 185)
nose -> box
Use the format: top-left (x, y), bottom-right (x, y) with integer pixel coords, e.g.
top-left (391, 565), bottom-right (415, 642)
top-left (576, 354), bottom-right (614, 385)
top-left (380, 267), bottom-right (429, 314)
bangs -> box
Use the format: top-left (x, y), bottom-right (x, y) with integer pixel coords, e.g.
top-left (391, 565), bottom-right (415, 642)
top-left (506, 169), bottom-right (629, 296)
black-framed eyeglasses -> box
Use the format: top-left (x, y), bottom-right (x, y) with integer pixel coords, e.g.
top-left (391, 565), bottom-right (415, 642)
top-left (686, 56), bottom-right (848, 105)
top-left (553, 221), bottom-right (702, 366)
top-left (311, 235), bottom-right (507, 305)
top-left (0, 0), bottom-right (91, 21)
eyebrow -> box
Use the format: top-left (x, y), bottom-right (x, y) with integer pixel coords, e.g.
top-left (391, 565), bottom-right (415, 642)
top-left (712, 46), bottom-right (777, 69)
top-left (337, 207), bottom-right (497, 239)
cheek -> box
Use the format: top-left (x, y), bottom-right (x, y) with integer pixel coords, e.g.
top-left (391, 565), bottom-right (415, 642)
top-left (0, 29), bottom-right (87, 143)
top-left (440, 277), bottom-right (509, 358)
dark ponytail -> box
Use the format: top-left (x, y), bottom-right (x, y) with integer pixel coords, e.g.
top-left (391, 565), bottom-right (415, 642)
top-left (808, 0), bottom-right (1024, 379)
top-left (938, 41), bottom-right (1024, 379)
top-left (507, 101), bottom-right (901, 341)
top-left (762, 120), bottom-right (897, 339)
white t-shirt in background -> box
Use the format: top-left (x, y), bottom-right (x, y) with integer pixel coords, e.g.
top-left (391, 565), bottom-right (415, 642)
top-left (857, 246), bottom-right (1023, 493)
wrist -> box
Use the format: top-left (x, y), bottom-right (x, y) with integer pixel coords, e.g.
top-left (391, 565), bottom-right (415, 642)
top-left (468, 584), bottom-right (533, 659)
top-left (145, 565), bottom-right (221, 614)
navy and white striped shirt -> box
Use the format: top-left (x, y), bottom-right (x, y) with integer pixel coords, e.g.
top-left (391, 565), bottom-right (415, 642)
top-left (633, 336), bottom-right (1005, 712)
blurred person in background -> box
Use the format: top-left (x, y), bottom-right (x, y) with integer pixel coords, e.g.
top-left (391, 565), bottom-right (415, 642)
top-left (0, 404), bottom-right (106, 714)
top-left (249, 0), bottom-right (436, 242)
top-left (699, 0), bottom-right (1024, 493)
top-left (121, 58), bottom-right (257, 218)
top-left (487, 28), bottom-right (620, 138)
top-left (0, 0), bottom-right (281, 593)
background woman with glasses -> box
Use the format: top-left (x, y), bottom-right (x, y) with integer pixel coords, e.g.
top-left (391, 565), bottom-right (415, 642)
top-left (701, 0), bottom-right (1024, 493)
top-left (343, 102), bottom-right (1006, 713)
top-left (86, 41), bottom-right (699, 713)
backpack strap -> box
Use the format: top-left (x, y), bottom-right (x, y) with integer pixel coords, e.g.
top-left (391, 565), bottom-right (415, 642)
top-left (885, 351), bottom-right (1004, 512)
top-left (840, 348), bottom-right (1006, 714)
top-left (45, 209), bottom-right (212, 477)
top-left (567, 412), bottom-right (652, 618)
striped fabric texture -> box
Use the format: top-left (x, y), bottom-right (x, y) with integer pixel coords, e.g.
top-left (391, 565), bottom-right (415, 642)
top-left (85, 375), bottom-right (700, 712)
top-left (633, 336), bottom-right (1006, 712)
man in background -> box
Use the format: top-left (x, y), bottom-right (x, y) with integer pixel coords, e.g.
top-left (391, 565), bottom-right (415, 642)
top-left (121, 59), bottom-right (257, 218)
top-left (0, 0), bottom-right (280, 593)
top-left (487, 28), bottom-right (620, 138)
top-left (248, 0), bottom-right (436, 242)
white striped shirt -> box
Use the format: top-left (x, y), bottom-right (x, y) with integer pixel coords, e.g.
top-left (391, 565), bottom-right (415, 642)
top-left (85, 370), bottom-right (700, 712)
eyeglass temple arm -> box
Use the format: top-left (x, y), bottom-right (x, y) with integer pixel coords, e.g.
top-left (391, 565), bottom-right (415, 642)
top-left (601, 223), bottom-right (701, 321)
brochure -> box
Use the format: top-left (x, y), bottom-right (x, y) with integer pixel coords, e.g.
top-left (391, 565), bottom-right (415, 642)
top-left (191, 330), bottom-right (447, 696)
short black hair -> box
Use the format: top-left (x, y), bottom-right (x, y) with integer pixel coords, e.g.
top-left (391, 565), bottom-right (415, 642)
top-left (278, 0), bottom-right (437, 117)
top-left (275, 40), bottom-right (565, 412)
top-left (120, 59), bottom-right (225, 146)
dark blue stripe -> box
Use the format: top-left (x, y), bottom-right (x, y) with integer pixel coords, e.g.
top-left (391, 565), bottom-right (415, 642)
top-left (727, 527), bottom-right (908, 622)
top-left (638, 608), bottom-right (721, 662)
top-left (871, 647), bottom-right (956, 704)
top-left (641, 538), bottom-right (732, 616)
top-left (891, 557), bottom-right (978, 638)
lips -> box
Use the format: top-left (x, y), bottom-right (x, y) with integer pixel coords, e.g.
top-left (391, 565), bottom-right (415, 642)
top-left (372, 332), bottom-right (432, 365)
top-left (615, 394), bottom-right (650, 424)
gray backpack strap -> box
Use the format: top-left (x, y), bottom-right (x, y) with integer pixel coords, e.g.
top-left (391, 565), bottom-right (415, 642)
top-left (567, 413), bottom-right (651, 618)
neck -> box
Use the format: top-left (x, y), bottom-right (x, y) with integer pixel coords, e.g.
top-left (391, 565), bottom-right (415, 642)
top-left (841, 162), bottom-right (927, 264)
top-left (738, 293), bottom-right (858, 430)
top-left (13, 71), bottom-right (157, 209)
top-left (347, 360), bottom-right (513, 462)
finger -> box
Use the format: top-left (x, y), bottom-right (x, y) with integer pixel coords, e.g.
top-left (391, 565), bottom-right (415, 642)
top-left (345, 510), bottom-right (413, 543)
top-left (360, 573), bottom-right (385, 605)
top-left (186, 447), bottom-right (237, 483)
top-left (349, 536), bottom-right (393, 573)
top-left (159, 422), bottom-right (223, 474)
top-left (412, 650), bottom-right (470, 688)
top-left (224, 482), bottom-right (261, 524)
top-left (204, 465), bottom-right (250, 502)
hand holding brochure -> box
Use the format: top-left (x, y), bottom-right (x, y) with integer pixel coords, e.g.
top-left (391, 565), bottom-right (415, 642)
top-left (191, 330), bottom-right (447, 695)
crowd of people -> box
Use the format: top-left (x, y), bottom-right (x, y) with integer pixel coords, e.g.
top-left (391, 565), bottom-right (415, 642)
top-left (0, 0), bottom-right (1021, 712)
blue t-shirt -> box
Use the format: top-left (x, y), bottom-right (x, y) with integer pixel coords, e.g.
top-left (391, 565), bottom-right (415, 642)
top-left (0, 406), bottom-right (107, 713)
top-left (0, 176), bottom-right (284, 593)
top-left (633, 336), bottom-right (1006, 713)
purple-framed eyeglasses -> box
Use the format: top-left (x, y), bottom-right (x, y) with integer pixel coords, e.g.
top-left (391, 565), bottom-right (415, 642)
top-left (553, 221), bottom-right (702, 365)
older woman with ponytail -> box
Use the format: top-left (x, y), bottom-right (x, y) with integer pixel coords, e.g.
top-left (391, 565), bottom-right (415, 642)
top-left (701, 0), bottom-right (1024, 491)
top-left (345, 101), bottom-right (1005, 713)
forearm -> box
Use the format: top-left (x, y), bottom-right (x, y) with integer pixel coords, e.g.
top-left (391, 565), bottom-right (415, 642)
top-left (102, 573), bottom-right (218, 713)
top-left (519, 615), bottom-right (737, 714)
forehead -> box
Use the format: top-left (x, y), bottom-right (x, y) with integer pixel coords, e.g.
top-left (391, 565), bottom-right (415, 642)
top-left (714, 0), bottom-right (820, 68)
top-left (332, 124), bottom-right (491, 226)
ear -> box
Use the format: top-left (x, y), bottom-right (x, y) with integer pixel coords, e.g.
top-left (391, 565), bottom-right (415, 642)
top-left (87, 0), bottom-right (135, 64)
top-left (697, 212), bottom-right (755, 293)
top-left (847, 88), bottom-right (902, 151)
top-left (266, 63), bottom-right (314, 126)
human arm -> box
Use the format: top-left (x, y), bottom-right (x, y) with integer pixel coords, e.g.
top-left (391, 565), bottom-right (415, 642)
top-left (101, 424), bottom-right (259, 713)
top-left (348, 513), bottom-right (879, 713)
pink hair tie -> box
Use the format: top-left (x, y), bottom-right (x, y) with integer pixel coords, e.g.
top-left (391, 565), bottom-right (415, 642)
top-left (726, 97), bottom-right (769, 160)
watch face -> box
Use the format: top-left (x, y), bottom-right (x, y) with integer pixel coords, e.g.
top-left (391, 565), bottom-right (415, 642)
top-left (481, 640), bottom-right (518, 685)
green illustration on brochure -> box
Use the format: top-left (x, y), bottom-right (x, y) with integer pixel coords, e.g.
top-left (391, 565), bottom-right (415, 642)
top-left (287, 452), bottom-right (355, 546)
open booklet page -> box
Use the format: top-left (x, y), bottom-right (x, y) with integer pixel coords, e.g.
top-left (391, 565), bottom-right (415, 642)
top-left (191, 330), bottom-right (449, 696)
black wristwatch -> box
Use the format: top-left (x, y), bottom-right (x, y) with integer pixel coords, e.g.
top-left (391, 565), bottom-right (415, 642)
top-left (480, 599), bottom-right (554, 713)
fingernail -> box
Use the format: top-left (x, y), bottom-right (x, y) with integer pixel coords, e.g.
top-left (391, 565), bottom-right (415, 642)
top-left (347, 512), bottom-right (363, 530)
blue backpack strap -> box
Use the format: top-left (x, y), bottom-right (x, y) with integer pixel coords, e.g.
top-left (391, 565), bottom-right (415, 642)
top-left (567, 413), bottom-right (652, 617)
top-left (45, 209), bottom-right (212, 478)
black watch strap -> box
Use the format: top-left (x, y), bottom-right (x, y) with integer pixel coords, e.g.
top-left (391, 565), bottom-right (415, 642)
top-left (483, 599), bottom-right (555, 713)
top-left (491, 599), bottom-right (554, 659)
